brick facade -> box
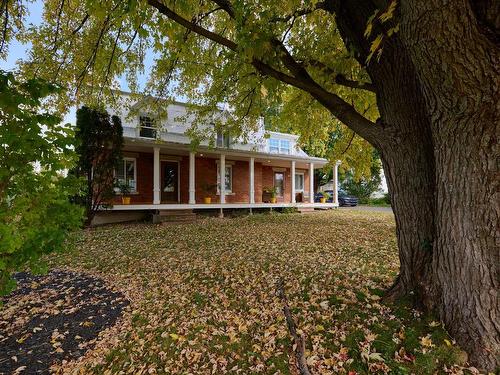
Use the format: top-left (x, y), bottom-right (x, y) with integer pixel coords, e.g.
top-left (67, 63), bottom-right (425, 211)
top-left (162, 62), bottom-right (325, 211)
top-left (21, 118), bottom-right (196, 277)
top-left (115, 151), bottom-right (312, 205)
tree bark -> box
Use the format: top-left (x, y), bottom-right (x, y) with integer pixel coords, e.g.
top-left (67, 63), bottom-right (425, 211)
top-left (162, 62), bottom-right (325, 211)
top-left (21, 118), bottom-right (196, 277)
top-left (399, 0), bottom-right (500, 369)
top-left (331, 0), bottom-right (437, 304)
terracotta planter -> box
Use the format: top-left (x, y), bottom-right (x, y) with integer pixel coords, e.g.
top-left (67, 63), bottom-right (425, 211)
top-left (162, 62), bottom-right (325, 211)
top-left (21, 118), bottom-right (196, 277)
top-left (270, 197), bottom-right (277, 203)
top-left (203, 197), bottom-right (212, 204)
top-left (320, 197), bottom-right (326, 203)
top-left (122, 196), bottom-right (131, 205)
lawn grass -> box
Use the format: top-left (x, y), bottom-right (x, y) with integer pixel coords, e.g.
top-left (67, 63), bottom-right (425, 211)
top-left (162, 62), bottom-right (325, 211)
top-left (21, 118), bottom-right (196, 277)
top-left (49, 210), bottom-right (466, 374)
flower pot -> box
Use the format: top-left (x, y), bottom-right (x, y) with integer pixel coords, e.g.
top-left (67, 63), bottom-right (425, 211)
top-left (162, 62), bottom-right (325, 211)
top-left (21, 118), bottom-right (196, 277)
top-left (270, 197), bottom-right (277, 203)
top-left (320, 197), bottom-right (326, 203)
top-left (122, 196), bottom-right (131, 205)
top-left (203, 197), bottom-right (212, 204)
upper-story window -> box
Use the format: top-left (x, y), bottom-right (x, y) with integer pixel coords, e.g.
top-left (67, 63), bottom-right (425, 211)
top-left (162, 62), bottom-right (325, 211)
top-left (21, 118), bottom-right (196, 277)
top-left (139, 116), bottom-right (157, 138)
top-left (269, 138), bottom-right (291, 154)
top-left (216, 131), bottom-right (231, 148)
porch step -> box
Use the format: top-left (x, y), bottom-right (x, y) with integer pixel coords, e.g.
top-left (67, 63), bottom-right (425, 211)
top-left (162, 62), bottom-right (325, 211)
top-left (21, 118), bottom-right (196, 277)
top-left (297, 207), bottom-right (315, 213)
top-left (158, 209), bottom-right (196, 216)
top-left (152, 209), bottom-right (197, 224)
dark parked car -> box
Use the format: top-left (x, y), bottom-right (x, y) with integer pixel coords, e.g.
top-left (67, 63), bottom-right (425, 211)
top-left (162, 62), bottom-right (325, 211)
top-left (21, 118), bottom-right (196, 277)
top-left (314, 190), bottom-right (358, 206)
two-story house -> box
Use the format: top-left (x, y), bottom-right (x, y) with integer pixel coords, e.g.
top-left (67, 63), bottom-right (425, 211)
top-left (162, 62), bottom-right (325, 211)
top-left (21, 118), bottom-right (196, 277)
top-left (100, 91), bottom-right (340, 222)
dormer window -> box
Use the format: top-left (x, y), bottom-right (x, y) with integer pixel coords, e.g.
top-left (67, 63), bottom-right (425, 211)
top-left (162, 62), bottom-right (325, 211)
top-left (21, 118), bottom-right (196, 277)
top-left (139, 116), bottom-right (157, 138)
top-left (216, 131), bottom-right (231, 148)
top-left (269, 138), bottom-right (291, 154)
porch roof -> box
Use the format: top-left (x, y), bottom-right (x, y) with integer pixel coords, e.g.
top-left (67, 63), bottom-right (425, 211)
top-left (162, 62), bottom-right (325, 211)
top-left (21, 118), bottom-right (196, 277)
top-left (123, 136), bottom-right (330, 166)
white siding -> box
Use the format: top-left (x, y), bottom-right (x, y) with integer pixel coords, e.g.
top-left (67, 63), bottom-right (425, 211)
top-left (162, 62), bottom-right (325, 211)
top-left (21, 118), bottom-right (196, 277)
top-left (105, 92), bottom-right (307, 157)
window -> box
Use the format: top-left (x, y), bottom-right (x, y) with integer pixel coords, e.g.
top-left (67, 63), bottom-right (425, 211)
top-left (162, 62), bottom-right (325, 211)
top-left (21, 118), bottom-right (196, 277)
top-left (269, 138), bottom-right (291, 154)
top-left (269, 138), bottom-right (280, 153)
top-left (139, 116), bottom-right (157, 138)
top-left (217, 164), bottom-right (232, 193)
top-left (295, 173), bottom-right (304, 192)
top-left (216, 131), bottom-right (231, 148)
top-left (115, 158), bottom-right (137, 192)
top-left (274, 172), bottom-right (284, 197)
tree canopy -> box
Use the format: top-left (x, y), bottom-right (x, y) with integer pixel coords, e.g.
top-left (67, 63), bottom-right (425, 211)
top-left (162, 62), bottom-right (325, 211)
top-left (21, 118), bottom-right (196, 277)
top-left (0, 70), bottom-right (83, 295)
top-left (2, 0), bottom-right (379, 174)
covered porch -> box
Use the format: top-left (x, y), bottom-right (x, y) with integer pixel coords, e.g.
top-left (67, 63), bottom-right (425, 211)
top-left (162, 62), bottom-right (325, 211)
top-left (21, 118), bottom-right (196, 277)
top-left (111, 140), bottom-right (340, 211)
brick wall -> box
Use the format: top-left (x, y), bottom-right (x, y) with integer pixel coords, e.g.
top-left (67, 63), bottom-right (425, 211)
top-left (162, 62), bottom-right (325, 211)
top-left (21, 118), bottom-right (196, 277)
top-left (114, 151), bottom-right (311, 204)
top-left (113, 151), bottom-right (153, 204)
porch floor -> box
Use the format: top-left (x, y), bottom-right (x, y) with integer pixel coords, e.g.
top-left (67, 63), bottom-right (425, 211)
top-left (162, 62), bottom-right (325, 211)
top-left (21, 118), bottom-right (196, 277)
top-left (107, 202), bottom-right (337, 210)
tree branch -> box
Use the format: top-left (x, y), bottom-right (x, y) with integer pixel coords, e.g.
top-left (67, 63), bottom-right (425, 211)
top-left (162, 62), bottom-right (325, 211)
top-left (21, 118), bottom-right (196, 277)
top-left (276, 278), bottom-right (312, 375)
top-left (335, 74), bottom-right (377, 92)
top-left (147, 0), bottom-right (238, 51)
top-left (304, 59), bottom-right (376, 92)
top-left (146, 0), bottom-right (382, 144)
top-left (209, 0), bottom-right (235, 18)
top-left (271, 1), bottom-right (329, 23)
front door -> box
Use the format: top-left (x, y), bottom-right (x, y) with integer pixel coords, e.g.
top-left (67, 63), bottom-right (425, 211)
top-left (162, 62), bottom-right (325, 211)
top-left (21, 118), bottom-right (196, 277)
top-left (161, 161), bottom-right (179, 203)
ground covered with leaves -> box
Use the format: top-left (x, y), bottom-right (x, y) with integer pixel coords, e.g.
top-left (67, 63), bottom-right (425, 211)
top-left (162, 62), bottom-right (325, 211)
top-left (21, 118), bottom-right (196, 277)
top-left (0, 270), bottom-right (129, 374)
top-left (7, 210), bottom-right (473, 374)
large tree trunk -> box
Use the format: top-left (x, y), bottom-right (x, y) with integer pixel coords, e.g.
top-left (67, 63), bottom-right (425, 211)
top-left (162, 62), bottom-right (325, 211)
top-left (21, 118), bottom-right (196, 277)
top-left (331, 0), bottom-right (437, 304)
top-left (399, 0), bottom-right (500, 369)
top-left (369, 39), bottom-right (436, 305)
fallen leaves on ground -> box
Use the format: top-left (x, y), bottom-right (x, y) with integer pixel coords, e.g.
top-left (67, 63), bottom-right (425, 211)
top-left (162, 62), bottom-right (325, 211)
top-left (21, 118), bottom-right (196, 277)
top-left (0, 270), bottom-right (129, 374)
top-left (37, 210), bottom-right (470, 373)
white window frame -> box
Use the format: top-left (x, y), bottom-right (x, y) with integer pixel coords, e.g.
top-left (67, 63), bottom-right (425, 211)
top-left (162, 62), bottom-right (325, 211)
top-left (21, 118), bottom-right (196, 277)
top-left (115, 157), bottom-right (137, 193)
top-left (279, 139), bottom-right (291, 154)
top-left (269, 138), bottom-right (291, 154)
top-left (216, 131), bottom-right (231, 148)
top-left (139, 115), bottom-right (157, 139)
top-left (269, 138), bottom-right (280, 153)
top-left (295, 172), bottom-right (305, 193)
top-left (216, 164), bottom-right (233, 194)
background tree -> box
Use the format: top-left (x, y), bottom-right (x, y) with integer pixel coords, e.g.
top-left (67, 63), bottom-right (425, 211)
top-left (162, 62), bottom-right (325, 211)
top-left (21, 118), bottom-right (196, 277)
top-left (0, 70), bottom-right (83, 296)
top-left (341, 153), bottom-right (382, 202)
top-left (2, 0), bottom-right (498, 368)
top-left (73, 106), bottom-right (123, 226)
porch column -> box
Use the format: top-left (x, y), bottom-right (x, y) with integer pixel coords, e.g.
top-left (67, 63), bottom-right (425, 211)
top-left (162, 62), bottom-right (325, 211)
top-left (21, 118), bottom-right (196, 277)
top-left (309, 162), bottom-right (314, 203)
top-left (333, 160), bottom-right (341, 206)
top-left (220, 153), bottom-right (226, 204)
top-left (189, 151), bottom-right (196, 204)
top-left (153, 147), bottom-right (161, 204)
top-left (291, 160), bottom-right (296, 203)
top-left (249, 157), bottom-right (255, 204)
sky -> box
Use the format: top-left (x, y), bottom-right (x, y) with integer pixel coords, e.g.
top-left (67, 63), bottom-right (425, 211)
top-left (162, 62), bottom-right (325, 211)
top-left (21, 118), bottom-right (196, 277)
top-left (1, 1), bottom-right (154, 125)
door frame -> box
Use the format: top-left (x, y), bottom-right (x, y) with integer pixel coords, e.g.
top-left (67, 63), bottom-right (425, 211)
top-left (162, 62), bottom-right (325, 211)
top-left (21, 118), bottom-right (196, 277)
top-left (273, 170), bottom-right (285, 198)
top-left (160, 159), bottom-right (181, 203)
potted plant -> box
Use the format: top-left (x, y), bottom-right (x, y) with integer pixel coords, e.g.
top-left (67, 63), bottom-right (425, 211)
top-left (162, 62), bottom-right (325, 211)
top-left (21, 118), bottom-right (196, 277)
top-left (263, 186), bottom-right (278, 203)
top-left (201, 182), bottom-right (217, 204)
top-left (319, 191), bottom-right (330, 203)
top-left (117, 181), bottom-right (132, 205)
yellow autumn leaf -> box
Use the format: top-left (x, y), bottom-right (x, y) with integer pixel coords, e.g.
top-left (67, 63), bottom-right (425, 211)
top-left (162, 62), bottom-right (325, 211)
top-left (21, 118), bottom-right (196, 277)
top-left (420, 335), bottom-right (434, 347)
top-left (169, 333), bottom-right (179, 341)
top-left (379, 0), bottom-right (398, 23)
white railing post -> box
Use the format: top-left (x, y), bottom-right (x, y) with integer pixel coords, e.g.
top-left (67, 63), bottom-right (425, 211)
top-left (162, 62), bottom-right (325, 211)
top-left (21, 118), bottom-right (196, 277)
top-left (334, 160), bottom-right (341, 206)
top-left (249, 157), bottom-right (255, 204)
top-left (220, 154), bottom-right (226, 204)
top-left (189, 151), bottom-right (196, 204)
top-left (309, 162), bottom-right (314, 203)
top-left (153, 147), bottom-right (161, 204)
top-left (291, 160), bottom-right (296, 203)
